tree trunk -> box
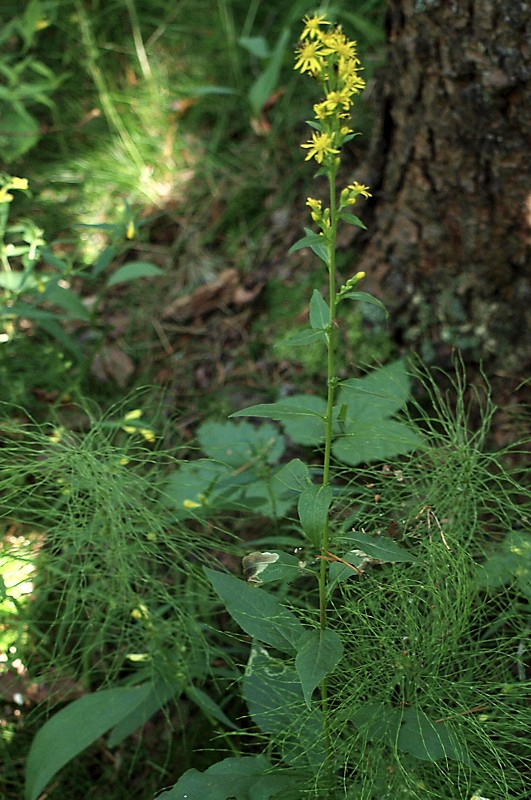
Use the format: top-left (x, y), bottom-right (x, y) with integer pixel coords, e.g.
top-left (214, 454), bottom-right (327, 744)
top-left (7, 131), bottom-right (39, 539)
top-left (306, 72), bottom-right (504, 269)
top-left (358, 0), bottom-right (531, 373)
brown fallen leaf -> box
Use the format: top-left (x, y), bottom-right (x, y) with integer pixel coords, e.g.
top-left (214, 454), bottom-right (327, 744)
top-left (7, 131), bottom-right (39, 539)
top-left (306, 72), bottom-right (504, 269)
top-left (162, 268), bottom-right (263, 321)
top-left (91, 344), bottom-right (135, 388)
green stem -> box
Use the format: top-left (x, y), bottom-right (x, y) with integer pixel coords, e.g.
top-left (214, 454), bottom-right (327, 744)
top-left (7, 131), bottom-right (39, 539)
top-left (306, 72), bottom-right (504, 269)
top-left (318, 166), bottom-right (340, 800)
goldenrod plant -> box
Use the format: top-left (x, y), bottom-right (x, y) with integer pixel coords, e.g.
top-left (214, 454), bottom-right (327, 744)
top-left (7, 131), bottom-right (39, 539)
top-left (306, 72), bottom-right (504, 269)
top-left (16, 15), bottom-right (530, 800)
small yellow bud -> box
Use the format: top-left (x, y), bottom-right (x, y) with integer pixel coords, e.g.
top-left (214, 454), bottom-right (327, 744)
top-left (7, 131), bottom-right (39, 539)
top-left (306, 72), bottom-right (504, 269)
top-left (183, 498), bottom-right (202, 509)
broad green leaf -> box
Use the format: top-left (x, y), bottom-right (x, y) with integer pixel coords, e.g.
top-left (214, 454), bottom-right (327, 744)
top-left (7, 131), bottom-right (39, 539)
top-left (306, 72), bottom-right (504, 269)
top-left (25, 685), bottom-right (152, 800)
top-left (351, 702), bottom-right (401, 744)
top-left (197, 420), bottom-right (284, 468)
top-left (280, 327), bottom-right (326, 347)
top-left (106, 261), bottom-right (163, 287)
top-left (185, 685), bottom-right (240, 731)
top-left (280, 395), bottom-right (327, 445)
top-left (157, 755), bottom-right (297, 800)
top-left (477, 530), bottom-right (531, 599)
top-left (336, 360), bottom-right (412, 420)
top-left (248, 27), bottom-right (290, 116)
top-left (398, 706), bottom-right (470, 764)
top-left (295, 628), bottom-right (343, 707)
top-left (332, 419), bottom-right (421, 466)
top-left (337, 291), bottom-right (388, 317)
top-left (230, 400), bottom-right (324, 424)
top-left (163, 460), bottom-right (233, 518)
top-left (309, 289), bottom-right (330, 331)
top-left (243, 644), bottom-right (326, 768)
top-left (298, 484), bottom-right (332, 548)
top-left (205, 568), bottom-right (305, 654)
top-left (340, 530), bottom-right (417, 563)
top-left (338, 211), bottom-right (367, 229)
top-left (275, 458), bottom-right (310, 492)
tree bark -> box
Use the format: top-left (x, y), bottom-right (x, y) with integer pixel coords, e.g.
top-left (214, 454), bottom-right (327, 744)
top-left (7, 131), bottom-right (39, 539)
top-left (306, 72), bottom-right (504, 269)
top-left (358, 0), bottom-right (531, 372)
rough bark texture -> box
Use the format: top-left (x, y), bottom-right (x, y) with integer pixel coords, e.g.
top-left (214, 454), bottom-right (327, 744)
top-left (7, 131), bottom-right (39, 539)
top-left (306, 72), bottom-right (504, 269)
top-left (358, 0), bottom-right (531, 372)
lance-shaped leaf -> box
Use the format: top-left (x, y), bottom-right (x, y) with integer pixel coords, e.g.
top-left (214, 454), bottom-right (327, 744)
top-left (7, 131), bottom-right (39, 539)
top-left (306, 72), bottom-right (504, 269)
top-left (281, 328), bottom-right (326, 347)
top-left (309, 289), bottom-right (330, 331)
top-left (340, 530), bottom-right (417, 563)
top-left (205, 568), bottom-right (305, 654)
top-left (230, 400), bottom-right (325, 424)
top-left (298, 483), bottom-right (333, 548)
top-left (25, 685), bottom-right (152, 800)
top-left (295, 628), bottom-right (343, 707)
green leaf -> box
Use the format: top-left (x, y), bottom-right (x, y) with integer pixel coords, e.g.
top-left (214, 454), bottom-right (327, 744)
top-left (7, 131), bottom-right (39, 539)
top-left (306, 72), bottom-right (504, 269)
top-left (295, 629), bottom-right (343, 707)
top-left (351, 702), bottom-right (401, 744)
top-left (298, 484), bottom-right (332, 548)
top-left (309, 289), bottom-right (330, 331)
top-left (205, 568), bottom-right (305, 654)
top-left (288, 231), bottom-right (324, 254)
top-left (332, 419), bottom-right (421, 466)
top-left (106, 261), bottom-right (163, 287)
top-left (340, 530), bottom-right (417, 564)
top-left (336, 360), bottom-right (412, 420)
top-left (157, 755), bottom-right (297, 800)
top-left (25, 685), bottom-right (152, 800)
top-left (107, 679), bottom-right (177, 747)
top-left (338, 211), bottom-right (367, 229)
top-left (289, 228), bottom-right (329, 265)
top-left (275, 458), bottom-right (310, 492)
top-left (43, 284), bottom-right (91, 321)
top-left (238, 35), bottom-right (270, 59)
top-left (280, 327), bottom-right (326, 347)
top-left (230, 400), bottom-right (324, 424)
top-left (163, 460), bottom-right (233, 518)
top-left (248, 27), bottom-right (290, 116)
top-left (477, 530), bottom-right (531, 598)
top-left (185, 685), bottom-right (240, 731)
top-left (398, 706), bottom-right (470, 764)
top-left (280, 395), bottom-right (327, 445)
top-left (243, 644), bottom-right (326, 768)
top-left (197, 420), bottom-right (284, 468)
top-left (337, 291), bottom-right (388, 317)
top-left (0, 106), bottom-right (39, 161)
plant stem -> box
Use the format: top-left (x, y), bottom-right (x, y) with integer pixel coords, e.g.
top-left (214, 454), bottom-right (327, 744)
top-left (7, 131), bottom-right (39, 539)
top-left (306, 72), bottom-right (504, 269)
top-left (318, 167), bottom-right (340, 800)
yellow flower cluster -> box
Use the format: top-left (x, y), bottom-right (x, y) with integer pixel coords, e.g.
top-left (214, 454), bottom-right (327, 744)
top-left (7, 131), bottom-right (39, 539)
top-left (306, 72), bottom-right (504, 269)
top-left (295, 14), bottom-right (366, 165)
top-left (121, 409), bottom-right (156, 443)
top-left (0, 176), bottom-right (29, 204)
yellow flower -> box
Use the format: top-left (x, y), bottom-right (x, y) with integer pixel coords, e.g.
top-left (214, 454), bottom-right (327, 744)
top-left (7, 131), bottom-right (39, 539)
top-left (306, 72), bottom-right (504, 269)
top-left (10, 177), bottom-right (29, 191)
top-left (294, 40), bottom-right (325, 74)
top-left (301, 14), bottom-right (330, 40)
top-left (139, 427), bottom-right (156, 443)
top-left (183, 498), bottom-right (202, 509)
top-left (320, 28), bottom-right (358, 60)
top-left (321, 90), bottom-right (351, 113)
top-left (124, 409), bottom-right (142, 420)
top-left (341, 182), bottom-right (372, 206)
top-left (301, 131), bottom-right (340, 163)
top-left (306, 196), bottom-right (323, 222)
